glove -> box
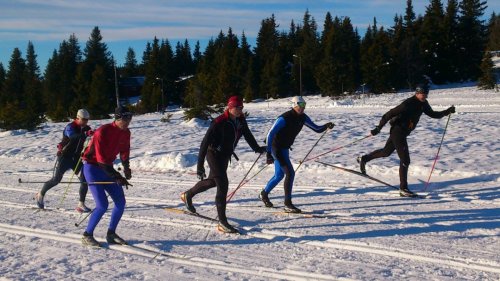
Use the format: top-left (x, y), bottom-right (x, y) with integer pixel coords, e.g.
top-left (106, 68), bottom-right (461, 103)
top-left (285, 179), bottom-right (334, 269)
top-left (256, 146), bottom-right (267, 154)
top-left (325, 122), bottom-right (335, 129)
top-left (84, 130), bottom-right (94, 137)
top-left (266, 152), bottom-right (274, 164)
top-left (116, 175), bottom-right (130, 186)
top-left (371, 126), bottom-right (381, 136)
top-left (447, 106), bottom-right (456, 115)
top-left (197, 167), bottom-right (206, 180)
top-left (124, 167), bottom-right (132, 180)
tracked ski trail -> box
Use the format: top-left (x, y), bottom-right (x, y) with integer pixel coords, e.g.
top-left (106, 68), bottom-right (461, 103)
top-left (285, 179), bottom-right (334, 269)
top-left (1, 199), bottom-right (499, 275)
top-left (0, 222), bottom-right (338, 281)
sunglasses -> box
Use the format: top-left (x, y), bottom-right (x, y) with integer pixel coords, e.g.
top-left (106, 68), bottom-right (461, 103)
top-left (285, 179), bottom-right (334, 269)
top-left (232, 106), bottom-right (244, 110)
top-left (297, 102), bottom-right (306, 108)
top-left (120, 113), bottom-right (133, 121)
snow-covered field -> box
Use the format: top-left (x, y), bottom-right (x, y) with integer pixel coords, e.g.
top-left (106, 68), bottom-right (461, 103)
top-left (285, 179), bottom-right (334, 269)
top-left (0, 85), bottom-right (499, 280)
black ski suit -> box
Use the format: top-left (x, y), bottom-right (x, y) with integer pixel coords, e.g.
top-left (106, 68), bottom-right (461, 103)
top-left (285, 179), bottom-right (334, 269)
top-left (41, 120), bottom-right (91, 202)
top-left (187, 110), bottom-right (262, 224)
top-left (364, 95), bottom-right (453, 190)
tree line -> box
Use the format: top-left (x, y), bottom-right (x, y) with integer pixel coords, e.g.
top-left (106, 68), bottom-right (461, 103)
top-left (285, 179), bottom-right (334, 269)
top-left (0, 0), bottom-right (498, 130)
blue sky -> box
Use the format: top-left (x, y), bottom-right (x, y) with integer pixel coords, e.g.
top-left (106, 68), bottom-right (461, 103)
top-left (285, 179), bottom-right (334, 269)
top-left (1, 0), bottom-right (498, 72)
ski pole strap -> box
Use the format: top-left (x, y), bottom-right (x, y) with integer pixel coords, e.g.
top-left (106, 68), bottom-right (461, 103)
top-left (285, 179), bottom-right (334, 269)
top-left (305, 134), bottom-right (372, 163)
top-left (423, 114), bottom-right (452, 192)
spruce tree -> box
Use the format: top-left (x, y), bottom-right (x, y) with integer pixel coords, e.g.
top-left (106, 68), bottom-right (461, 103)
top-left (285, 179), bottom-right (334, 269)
top-left (88, 65), bottom-right (111, 117)
top-left (487, 13), bottom-right (500, 50)
top-left (0, 48), bottom-right (27, 130)
top-left (457, 0), bottom-right (488, 80)
top-left (43, 50), bottom-right (67, 121)
top-left (442, 0), bottom-right (461, 82)
top-left (295, 10), bottom-right (321, 95)
top-left (23, 41), bottom-right (45, 127)
top-left (420, 0), bottom-right (447, 84)
top-left (140, 37), bottom-right (162, 112)
top-left (477, 51), bottom-right (497, 89)
top-left (0, 63), bottom-right (5, 94)
top-left (122, 47), bottom-right (138, 77)
top-left (255, 15), bottom-right (280, 99)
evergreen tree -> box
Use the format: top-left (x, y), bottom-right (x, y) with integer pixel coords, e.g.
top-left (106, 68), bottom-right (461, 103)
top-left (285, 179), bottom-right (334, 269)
top-left (140, 37), bottom-right (162, 112)
top-left (23, 41), bottom-right (45, 126)
top-left (442, 0), bottom-right (461, 82)
top-left (457, 0), bottom-right (488, 80)
top-left (122, 47), bottom-right (138, 77)
top-left (295, 10), bottom-right (321, 95)
top-left (59, 34), bottom-right (82, 116)
top-left (74, 27), bottom-right (114, 116)
top-left (420, 0), bottom-right (447, 84)
top-left (193, 41), bottom-right (202, 67)
top-left (401, 0), bottom-right (425, 89)
top-left (477, 51), bottom-right (497, 89)
top-left (255, 15), bottom-right (281, 99)
top-left (43, 50), bottom-right (67, 121)
top-left (87, 65), bottom-right (111, 117)
top-left (487, 12), bottom-right (500, 50)
top-left (0, 63), bottom-right (5, 94)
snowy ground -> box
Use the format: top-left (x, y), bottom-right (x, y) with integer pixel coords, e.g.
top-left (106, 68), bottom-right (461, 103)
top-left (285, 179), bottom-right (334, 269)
top-left (0, 85), bottom-right (499, 280)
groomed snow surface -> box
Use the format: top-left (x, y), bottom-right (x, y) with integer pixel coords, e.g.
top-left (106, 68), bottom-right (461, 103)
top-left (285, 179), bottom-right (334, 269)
top-left (0, 85), bottom-right (499, 280)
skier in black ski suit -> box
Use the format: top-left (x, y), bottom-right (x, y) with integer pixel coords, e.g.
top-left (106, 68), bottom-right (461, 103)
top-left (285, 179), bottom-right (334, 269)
top-left (181, 96), bottom-right (266, 233)
top-left (35, 109), bottom-right (92, 211)
top-left (358, 85), bottom-right (455, 197)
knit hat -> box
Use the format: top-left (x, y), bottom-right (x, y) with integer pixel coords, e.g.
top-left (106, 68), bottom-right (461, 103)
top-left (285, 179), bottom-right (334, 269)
top-left (115, 106), bottom-right (133, 120)
top-left (76, 109), bottom-right (90, 119)
top-left (227, 96), bottom-right (243, 108)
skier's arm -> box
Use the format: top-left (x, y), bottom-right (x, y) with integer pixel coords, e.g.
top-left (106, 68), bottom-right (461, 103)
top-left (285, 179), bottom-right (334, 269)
top-left (119, 131), bottom-right (131, 168)
top-left (378, 103), bottom-right (407, 129)
top-left (242, 119), bottom-right (262, 152)
top-left (304, 115), bottom-right (328, 133)
top-left (423, 101), bottom-right (448, 119)
top-left (266, 117), bottom-right (286, 153)
top-left (197, 122), bottom-right (216, 170)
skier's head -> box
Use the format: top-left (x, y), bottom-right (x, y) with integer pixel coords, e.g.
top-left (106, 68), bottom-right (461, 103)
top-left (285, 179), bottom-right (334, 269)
top-left (76, 109), bottom-right (90, 126)
top-left (227, 95), bottom-right (244, 118)
top-left (114, 106), bottom-right (133, 129)
top-left (415, 84), bottom-right (430, 102)
top-left (291, 96), bottom-right (306, 114)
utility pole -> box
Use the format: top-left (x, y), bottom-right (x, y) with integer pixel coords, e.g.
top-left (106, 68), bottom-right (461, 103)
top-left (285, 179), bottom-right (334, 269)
top-left (114, 62), bottom-right (120, 107)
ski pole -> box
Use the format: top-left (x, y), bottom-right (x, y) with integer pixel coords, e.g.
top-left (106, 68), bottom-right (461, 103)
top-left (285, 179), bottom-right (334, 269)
top-left (305, 134), bottom-right (372, 163)
top-left (226, 163), bottom-right (270, 201)
top-left (74, 209), bottom-right (93, 227)
top-left (423, 113), bottom-right (452, 192)
top-left (18, 178), bottom-right (115, 185)
top-left (58, 156), bottom-right (83, 207)
top-left (226, 153), bottom-right (262, 203)
top-left (294, 129), bottom-right (330, 173)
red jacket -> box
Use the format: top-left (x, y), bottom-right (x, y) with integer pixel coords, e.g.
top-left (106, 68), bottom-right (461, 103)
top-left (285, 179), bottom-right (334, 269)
top-left (83, 122), bottom-right (130, 165)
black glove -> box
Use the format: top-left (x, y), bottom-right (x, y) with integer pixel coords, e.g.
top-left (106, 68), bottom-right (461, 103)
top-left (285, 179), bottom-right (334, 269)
top-left (447, 106), bottom-right (456, 115)
top-left (124, 167), bottom-right (132, 180)
top-left (325, 122), bottom-right (335, 129)
top-left (266, 152), bottom-right (274, 164)
top-left (371, 126), bottom-right (381, 136)
top-left (116, 175), bottom-right (130, 186)
top-left (256, 146), bottom-right (267, 154)
top-left (197, 167), bottom-right (206, 180)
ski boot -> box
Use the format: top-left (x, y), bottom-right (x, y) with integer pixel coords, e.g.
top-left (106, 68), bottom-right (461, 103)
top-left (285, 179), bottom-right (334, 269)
top-left (181, 192), bottom-right (196, 213)
top-left (217, 221), bottom-right (240, 234)
top-left (357, 156), bottom-right (367, 174)
top-left (284, 202), bottom-right (301, 213)
top-left (34, 192), bottom-right (44, 209)
top-left (259, 190), bottom-right (273, 208)
top-left (82, 232), bottom-right (101, 247)
top-left (76, 201), bottom-right (91, 213)
top-left (106, 231), bottom-right (128, 245)
top-left (399, 187), bottom-right (417, 198)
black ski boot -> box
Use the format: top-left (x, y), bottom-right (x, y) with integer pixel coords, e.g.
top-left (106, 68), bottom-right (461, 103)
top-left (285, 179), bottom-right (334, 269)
top-left (357, 156), bottom-right (367, 174)
top-left (259, 190), bottom-right (273, 208)
top-left (82, 232), bottom-right (101, 247)
top-left (399, 187), bottom-right (417, 198)
top-left (217, 221), bottom-right (240, 234)
top-left (181, 192), bottom-right (196, 213)
top-left (284, 201), bottom-right (301, 213)
top-left (106, 230), bottom-right (128, 245)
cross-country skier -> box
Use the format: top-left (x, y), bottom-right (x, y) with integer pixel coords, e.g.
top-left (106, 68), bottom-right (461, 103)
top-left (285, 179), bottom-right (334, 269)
top-left (259, 96), bottom-right (334, 213)
top-left (181, 96), bottom-right (266, 233)
top-left (35, 109), bottom-right (92, 212)
top-left (358, 84), bottom-right (455, 197)
top-left (80, 106), bottom-right (132, 247)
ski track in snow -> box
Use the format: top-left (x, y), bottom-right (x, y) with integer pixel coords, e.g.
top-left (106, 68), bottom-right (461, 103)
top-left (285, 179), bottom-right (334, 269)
top-left (1, 87), bottom-right (500, 280)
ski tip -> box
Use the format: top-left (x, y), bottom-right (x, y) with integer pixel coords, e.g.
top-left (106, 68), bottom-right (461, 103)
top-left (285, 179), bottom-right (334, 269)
top-left (18, 178), bottom-right (22, 183)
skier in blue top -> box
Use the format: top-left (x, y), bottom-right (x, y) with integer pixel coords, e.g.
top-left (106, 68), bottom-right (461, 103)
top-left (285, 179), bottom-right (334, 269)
top-left (260, 96), bottom-right (334, 213)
